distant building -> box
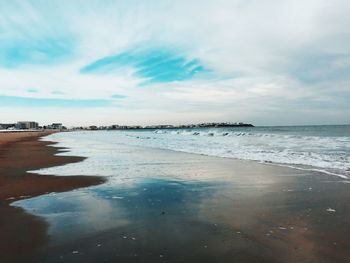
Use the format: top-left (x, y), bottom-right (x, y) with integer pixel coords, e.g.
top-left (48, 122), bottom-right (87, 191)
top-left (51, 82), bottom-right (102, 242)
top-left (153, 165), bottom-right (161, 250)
top-left (16, 121), bottom-right (39, 130)
top-left (144, 125), bottom-right (174, 129)
top-left (0, 123), bottom-right (15, 130)
top-left (108, 125), bottom-right (120, 130)
top-left (51, 123), bottom-right (63, 129)
top-left (44, 123), bottom-right (66, 130)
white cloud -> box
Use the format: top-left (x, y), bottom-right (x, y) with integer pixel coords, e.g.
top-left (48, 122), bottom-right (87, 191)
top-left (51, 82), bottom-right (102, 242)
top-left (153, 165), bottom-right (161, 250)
top-left (0, 0), bottom-right (349, 125)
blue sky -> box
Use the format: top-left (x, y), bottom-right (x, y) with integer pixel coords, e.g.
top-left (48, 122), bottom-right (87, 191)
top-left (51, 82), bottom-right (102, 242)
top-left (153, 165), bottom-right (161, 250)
top-left (0, 95), bottom-right (115, 107)
top-left (0, 0), bottom-right (349, 126)
top-left (80, 47), bottom-right (208, 84)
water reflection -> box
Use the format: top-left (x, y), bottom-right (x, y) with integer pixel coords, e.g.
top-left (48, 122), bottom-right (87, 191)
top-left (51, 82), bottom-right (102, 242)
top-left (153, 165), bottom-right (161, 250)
top-left (14, 178), bottom-right (215, 244)
top-left (12, 149), bottom-right (350, 262)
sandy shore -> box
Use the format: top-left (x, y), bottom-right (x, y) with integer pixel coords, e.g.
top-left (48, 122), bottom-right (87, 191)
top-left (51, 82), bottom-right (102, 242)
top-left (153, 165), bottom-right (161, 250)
top-left (0, 132), bottom-right (105, 263)
top-left (7, 139), bottom-right (350, 263)
top-left (2, 132), bottom-right (350, 262)
top-left (0, 131), bottom-right (105, 201)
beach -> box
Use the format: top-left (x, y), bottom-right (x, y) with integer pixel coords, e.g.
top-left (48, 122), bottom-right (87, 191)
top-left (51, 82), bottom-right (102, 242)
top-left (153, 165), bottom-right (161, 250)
top-left (0, 132), bottom-right (105, 263)
top-left (0, 130), bottom-right (348, 262)
top-left (2, 0), bottom-right (349, 261)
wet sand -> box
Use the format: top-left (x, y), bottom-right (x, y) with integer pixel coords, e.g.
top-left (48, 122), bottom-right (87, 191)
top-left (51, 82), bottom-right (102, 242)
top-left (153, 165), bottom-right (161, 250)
top-left (0, 132), bottom-right (105, 263)
top-left (2, 133), bottom-right (350, 262)
top-left (11, 142), bottom-right (350, 263)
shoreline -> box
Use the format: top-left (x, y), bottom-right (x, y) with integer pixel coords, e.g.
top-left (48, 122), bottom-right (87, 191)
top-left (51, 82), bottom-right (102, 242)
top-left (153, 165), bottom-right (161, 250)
top-left (0, 131), bottom-right (105, 203)
top-left (2, 131), bottom-right (350, 262)
top-left (12, 137), bottom-right (350, 262)
top-left (40, 130), bottom-right (349, 181)
top-left (0, 131), bottom-right (106, 263)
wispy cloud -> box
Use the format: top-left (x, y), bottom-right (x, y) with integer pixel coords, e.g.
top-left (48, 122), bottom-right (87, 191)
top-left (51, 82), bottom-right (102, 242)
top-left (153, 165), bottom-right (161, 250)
top-left (0, 1), bottom-right (76, 68)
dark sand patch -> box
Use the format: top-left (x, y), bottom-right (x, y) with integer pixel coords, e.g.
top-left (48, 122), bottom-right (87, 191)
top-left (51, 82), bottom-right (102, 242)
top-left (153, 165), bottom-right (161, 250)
top-left (0, 132), bottom-right (105, 263)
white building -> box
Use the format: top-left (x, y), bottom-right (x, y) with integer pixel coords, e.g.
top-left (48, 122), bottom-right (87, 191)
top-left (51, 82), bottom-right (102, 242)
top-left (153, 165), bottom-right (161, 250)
top-left (16, 121), bottom-right (39, 130)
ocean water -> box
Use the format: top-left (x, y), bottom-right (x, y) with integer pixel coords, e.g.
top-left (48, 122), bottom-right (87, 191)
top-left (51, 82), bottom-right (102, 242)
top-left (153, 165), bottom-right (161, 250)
top-left (35, 125), bottom-right (350, 179)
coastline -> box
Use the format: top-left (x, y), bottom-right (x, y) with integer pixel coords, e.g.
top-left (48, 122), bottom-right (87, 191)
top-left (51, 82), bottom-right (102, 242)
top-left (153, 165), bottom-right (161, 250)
top-left (11, 132), bottom-right (350, 263)
top-left (0, 132), bottom-right (105, 263)
top-left (0, 131), bottom-right (105, 202)
top-left (2, 131), bottom-right (350, 262)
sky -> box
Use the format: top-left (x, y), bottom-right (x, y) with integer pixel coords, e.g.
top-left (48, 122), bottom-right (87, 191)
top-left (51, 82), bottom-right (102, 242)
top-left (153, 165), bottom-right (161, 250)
top-left (0, 0), bottom-right (349, 126)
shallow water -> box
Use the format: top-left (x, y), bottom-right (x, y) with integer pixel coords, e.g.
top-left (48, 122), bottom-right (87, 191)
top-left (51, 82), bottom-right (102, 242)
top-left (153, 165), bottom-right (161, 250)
top-left (33, 125), bottom-right (350, 179)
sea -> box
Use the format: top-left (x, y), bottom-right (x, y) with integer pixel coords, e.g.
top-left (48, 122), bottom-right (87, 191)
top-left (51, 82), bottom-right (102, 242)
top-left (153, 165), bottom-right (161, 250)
top-left (35, 125), bottom-right (350, 179)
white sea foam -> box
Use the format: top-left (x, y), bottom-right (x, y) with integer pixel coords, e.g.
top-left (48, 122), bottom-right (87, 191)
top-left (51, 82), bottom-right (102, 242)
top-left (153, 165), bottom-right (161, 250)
top-left (34, 127), bottom-right (350, 179)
